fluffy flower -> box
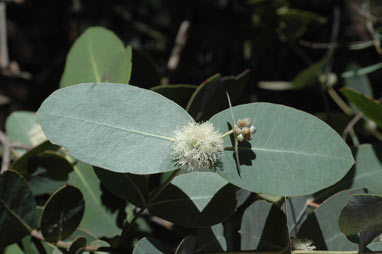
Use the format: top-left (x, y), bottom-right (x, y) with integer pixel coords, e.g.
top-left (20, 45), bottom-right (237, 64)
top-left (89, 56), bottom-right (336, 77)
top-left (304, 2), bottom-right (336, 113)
top-left (172, 122), bottom-right (224, 171)
top-left (292, 239), bottom-right (316, 251)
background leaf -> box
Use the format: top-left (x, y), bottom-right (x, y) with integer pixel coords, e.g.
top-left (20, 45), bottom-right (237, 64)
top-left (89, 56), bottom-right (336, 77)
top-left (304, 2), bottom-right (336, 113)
top-left (38, 83), bottom-right (193, 174)
top-left (292, 60), bottom-right (324, 89)
top-left (298, 189), bottom-right (364, 250)
top-left (240, 200), bottom-right (289, 251)
top-left (281, 196), bottom-right (309, 237)
top-left (0, 171), bottom-right (38, 247)
top-left (60, 27), bottom-right (131, 87)
top-left (195, 224), bottom-right (227, 252)
top-left (175, 235), bottom-right (196, 254)
top-left (341, 87), bottom-right (382, 128)
top-left (94, 167), bottom-right (149, 208)
top-left (186, 70), bottom-right (250, 121)
top-left (133, 237), bottom-right (170, 254)
top-left (151, 84), bottom-right (198, 108)
top-left (148, 172), bottom-right (236, 228)
top-left (41, 185), bottom-right (85, 242)
top-left (339, 194), bottom-right (382, 245)
top-left (210, 102), bottom-right (354, 196)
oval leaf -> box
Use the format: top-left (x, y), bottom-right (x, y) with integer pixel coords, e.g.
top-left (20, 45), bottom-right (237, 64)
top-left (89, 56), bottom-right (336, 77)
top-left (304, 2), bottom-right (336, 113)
top-left (210, 103), bottom-right (354, 196)
top-left (69, 237), bottom-right (87, 254)
top-left (60, 27), bottom-right (131, 87)
top-left (0, 171), bottom-right (38, 247)
top-left (37, 83), bottom-right (193, 174)
top-left (339, 194), bottom-right (382, 242)
top-left (148, 172), bottom-right (236, 228)
top-left (41, 185), bottom-right (85, 242)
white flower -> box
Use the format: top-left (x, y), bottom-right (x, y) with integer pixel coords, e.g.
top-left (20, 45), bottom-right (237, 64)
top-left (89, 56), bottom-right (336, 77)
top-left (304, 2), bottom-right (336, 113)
top-left (292, 238), bottom-right (316, 251)
top-left (172, 122), bottom-right (224, 171)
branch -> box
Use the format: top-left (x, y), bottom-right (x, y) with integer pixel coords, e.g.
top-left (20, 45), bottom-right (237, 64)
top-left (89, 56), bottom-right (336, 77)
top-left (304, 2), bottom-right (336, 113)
top-left (0, 130), bottom-right (31, 174)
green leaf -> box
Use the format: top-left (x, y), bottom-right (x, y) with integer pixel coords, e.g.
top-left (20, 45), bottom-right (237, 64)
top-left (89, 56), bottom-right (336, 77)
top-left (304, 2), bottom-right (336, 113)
top-left (60, 27), bottom-right (131, 87)
top-left (133, 237), bottom-right (170, 254)
top-left (5, 111), bottom-right (46, 147)
top-left (292, 60), bottom-right (325, 89)
top-left (277, 7), bottom-right (326, 24)
top-left (41, 185), bottom-right (85, 242)
top-left (281, 196), bottom-right (309, 237)
top-left (210, 103), bottom-right (354, 196)
top-left (37, 83), bottom-right (193, 174)
top-left (69, 237), bottom-right (87, 254)
top-left (341, 87), bottom-right (382, 128)
top-left (175, 235), bottom-right (196, 254)
top-left (68, 161), bottom-right (121, 238)
top-left (148, 172), bottom-right (236, 228)
top-left (186, 70), bottom-right (250, 121)
top-left (151, 84), bottom-right (198, 108)
top-left (94, 167), bottom-right (149, 208)
top-left (0, 171), bottom-right (38, 247)
top-left (240, 200), bottom-right (289, 251)
top-left (85, 240), bottom-right (110, 254)
top-left (339, 194), bottom-right (382, 244)
top-left (298, 189), bottom-right (364, 250)
top-left (195, 224), bottom-right (227, 252)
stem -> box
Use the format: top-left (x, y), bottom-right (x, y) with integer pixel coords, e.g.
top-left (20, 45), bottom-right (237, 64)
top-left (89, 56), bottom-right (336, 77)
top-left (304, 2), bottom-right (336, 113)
top-left (327, 88), bottom-right (354, 116)
top-left (222, 129), bottom-right (234, 138)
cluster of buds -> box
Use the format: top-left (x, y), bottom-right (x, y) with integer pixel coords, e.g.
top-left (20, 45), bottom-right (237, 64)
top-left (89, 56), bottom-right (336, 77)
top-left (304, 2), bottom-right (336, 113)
top-left (233, 117), bottom-right (256, 142)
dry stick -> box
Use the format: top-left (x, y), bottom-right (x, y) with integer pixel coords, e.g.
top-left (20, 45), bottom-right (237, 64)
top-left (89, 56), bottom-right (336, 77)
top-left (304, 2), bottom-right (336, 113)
top-left (0, 2), bottom-right (8, 68)
top-left (342, 112), bottom-right (363, 141)
top-left (0, 130), bottom-right (31, 174)
top-left (162, 20), bottom-right (190, 84)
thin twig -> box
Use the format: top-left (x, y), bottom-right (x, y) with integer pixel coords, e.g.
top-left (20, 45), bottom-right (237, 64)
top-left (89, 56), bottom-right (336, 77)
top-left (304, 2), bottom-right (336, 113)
top-left (352, 2), bottom-right (379, 22)
top-left (0, 2), bottom-right (9, 68)
top-left (342, 112), bottom-right (363, 141)
top-left (0, 130), bottom-right (31, 174)
top-left (31, 230), bottom-right (111, 252)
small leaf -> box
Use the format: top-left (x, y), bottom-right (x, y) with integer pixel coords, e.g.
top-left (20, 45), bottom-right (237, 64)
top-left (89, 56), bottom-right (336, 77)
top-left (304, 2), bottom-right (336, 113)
top-left (210, 103), bottom-right (354, 196)
top-left (277, 7), bottom-right (326, 24)
top-left (341, 87), bottom-right (382, 128)
top-left (151, 84), bottom-right (198, 108)
top-left (148, 172), bottom-right (236, 228)
top-left (60, 27), bottom-right (130, 87)
top-left (94, 167), bottom-right (149, 208)
top-left (0, 171), bottom-right (38, 247)
top-left (292, 60), bottom-right (325, 89)
top-left (37, 83), bottom-right (193, 174)
top-left (175, 235), bottom-right (196, 254)
top-left (240, 200), bottom-right (289, 251)
top-left (339, 194), bottom-right (382, 245)
top-left (186, 70), bottom-right (250, 121)
top-left (69, 237), bottom-right (87, 254)
top-left (133, 237), bottom-right (170, 254)
top-left (41, 185), bottom-right (85, 242)
top-left (195, 224), bottom-right (227, 252)
top-left (344, 63), bottom-right (373, 98)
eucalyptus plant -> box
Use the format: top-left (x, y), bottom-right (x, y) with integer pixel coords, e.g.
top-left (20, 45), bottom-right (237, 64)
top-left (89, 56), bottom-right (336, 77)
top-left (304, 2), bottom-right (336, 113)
top-left (1, 26), bottom-right (382, 254)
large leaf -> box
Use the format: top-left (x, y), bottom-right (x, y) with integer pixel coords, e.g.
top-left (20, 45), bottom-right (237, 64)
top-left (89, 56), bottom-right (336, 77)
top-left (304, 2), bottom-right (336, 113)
top-left (298, 189), bottom-right (364, 250)
top-left (240, 200), bottom-right (289, 251)
top-left (60, 27), bottom-right (132, 87)
top-left (94, 167), bottom-right (149, 208)
top-left (148, 172), bottom-right (236, 228)
top-left (38, 83), bottom-right (193, 174)
top-left (133, 237), bottom-right (170, 254)
top-left (5, 111), bottom-right (46, 147)
top-left (0, 171), bottom-right (38, 247)
top-left (40, 185), bottom-right (85, 242)
top-left (341, 87), bottom-right (382, 128)
top-left (339, 194), bottom-right (382, 245)
top-left (209, 103), bottom-right (354, 196)
top-left (68, 161), bottom-right (121, 238)
top-left (186, 70), bottom-right (250, 121)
